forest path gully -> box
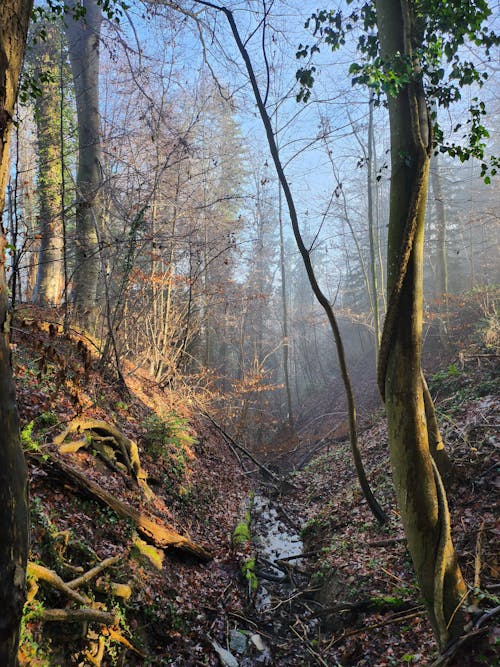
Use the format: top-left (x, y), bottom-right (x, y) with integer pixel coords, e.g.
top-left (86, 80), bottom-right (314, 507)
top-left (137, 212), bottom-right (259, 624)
top-left (15, 306), bottom-right (499, 666)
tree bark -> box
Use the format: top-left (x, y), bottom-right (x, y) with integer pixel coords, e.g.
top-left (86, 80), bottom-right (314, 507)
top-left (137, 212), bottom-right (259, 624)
top-left (32, 23), bottom-right (64, 306)
top-left (375, 0), bottom-right (467, 648)
top-left (65, 0), bottom-right (102, 327)
top-left (0, 3), bottom-right (32, 663)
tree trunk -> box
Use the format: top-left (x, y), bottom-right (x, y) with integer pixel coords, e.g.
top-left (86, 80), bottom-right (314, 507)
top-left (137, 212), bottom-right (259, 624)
top-left (218, 5), bottom-right (386, 524)
top-left (65, 0), bottom-right (102, 327)
top-left (278, 185), bottom-right (294, 432)
top-left (0, 2), bottom-right (32, 663)
top-left (430, 152), bottom-right (448, 297)
top-left (367, 89), bottom-right (381, 351)
top-left (375, 0), bottom-right (467, 648)
top-left (32, 24), bottom-right (64, 306)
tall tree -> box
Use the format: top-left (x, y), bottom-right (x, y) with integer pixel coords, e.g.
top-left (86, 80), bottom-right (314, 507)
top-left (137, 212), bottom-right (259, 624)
top-left (193, 0), bottom-right (387, 525)
top-left (31, 21), bottom-right (65, 305)
top-left (296, 0), bottom-right (498, 648)
top-left (430, 152), bottom-right (448, 297)
top-left (374, 0), bottom-right (467, 646)
top-left (0, 2), bottom-right (32, 662)
top-left (65, 0), bottom-right (102, 326)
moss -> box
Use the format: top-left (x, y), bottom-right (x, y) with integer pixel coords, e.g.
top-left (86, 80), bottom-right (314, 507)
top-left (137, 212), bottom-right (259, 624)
top-left (132, 536), bottom-right (164, 570)
top-left (232, 510), bottom-right (251, 547)
top-left (241, 557), bottom-right (258, 592)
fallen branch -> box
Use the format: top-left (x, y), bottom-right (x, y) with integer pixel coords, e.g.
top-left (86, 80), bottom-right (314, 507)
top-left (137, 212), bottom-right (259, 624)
top-left (367, 537), bottom-right (406, 548)
top-left (256, 569), bottom-right (287, 583)
top-left (274, 550), bottom-right (321, 562)
top-left (202, 412), bottom-right (283, 484)
top-left (67, 555), bottom-right (121, 590)
top-left (310, 597), bottom-right (419, 619)
top-left (30, 453), bottom-right (211, 561)
top-left (40, 608), bottom-right (117, 625)
top-left (27, 562), bottom-right (88, 605)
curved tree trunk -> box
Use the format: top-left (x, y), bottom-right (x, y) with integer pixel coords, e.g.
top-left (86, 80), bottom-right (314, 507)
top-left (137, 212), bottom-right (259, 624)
top-left (0, 2), bottom-right (32, 663)
top-left (65, 0), bottom-right (102, 327)
top-left (217, 4), bottom-right (386, 525)
top-left (375, 0), bottom-right (467, 648)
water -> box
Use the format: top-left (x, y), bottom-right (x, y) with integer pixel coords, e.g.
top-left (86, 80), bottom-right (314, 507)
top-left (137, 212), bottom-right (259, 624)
top-left (251, 494), bottom-right (304, 611)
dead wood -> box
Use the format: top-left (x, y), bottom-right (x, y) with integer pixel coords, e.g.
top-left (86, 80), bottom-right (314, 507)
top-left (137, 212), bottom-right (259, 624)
top-left (31, 453), bottom-right (211, 561)
top-left (256, 569), bottom-right (288, 583)
top-left (54, 418), bottom-right (152, 498)
top-left (310, 597), bottom-right (419, 619)
top-left (202, 412), bottom-right (283, 484)
top-left (67, 555), bottom-right (121, 589)
top-left (276, 550), bottom-right (321, 562)
top-left (95, 579), bottom-right (132, 600)
top-left (40, 608), bottom-right (117, 625)
top-left (27, 562), bottom-right (89, 605)
top-left (367, 537), bottom-right (407, 547)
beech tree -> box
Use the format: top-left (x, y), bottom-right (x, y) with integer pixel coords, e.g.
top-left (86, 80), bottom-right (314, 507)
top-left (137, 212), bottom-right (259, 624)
top-left (0, 3), bottom-right (32, 663)
top-left (296, 0), bottom-right (498, 649)
top-left (31, 21), bottom-right (65, 306)
top-left (65, 0), bottom-right (102, 326)
top-left (374, 0), bottom-right (468, 646)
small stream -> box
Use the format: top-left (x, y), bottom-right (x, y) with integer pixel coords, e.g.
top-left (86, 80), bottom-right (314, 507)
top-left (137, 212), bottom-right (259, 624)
top-left (224, 492), bottom-right (314, 666)
top-left (252, 494), bottom-right (304, 612)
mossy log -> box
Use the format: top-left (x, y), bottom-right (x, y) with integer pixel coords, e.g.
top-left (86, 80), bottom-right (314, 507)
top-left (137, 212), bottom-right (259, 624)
top-left (33, 453), bottom-right (211, 561)
top-left (27, 562), bottom-right (88, 605)
top-left (54, 418), bottom-right (152, 498)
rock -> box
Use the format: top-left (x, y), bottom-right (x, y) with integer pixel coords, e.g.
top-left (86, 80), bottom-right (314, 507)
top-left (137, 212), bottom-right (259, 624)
top-left (212, 640), bottom-right (239, 667)
top-left (229, 629), bottom-right (247, 654)
top-left (250, 633), bottom-right (266, 652)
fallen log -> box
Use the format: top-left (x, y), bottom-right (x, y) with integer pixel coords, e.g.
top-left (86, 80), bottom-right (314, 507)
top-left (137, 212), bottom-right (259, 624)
top-left (30, 453), bottom-right (211, 561)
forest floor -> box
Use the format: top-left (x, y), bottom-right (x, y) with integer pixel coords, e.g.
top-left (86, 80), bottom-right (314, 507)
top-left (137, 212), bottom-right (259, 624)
top-left (13, 291), bottom-right (500, 666)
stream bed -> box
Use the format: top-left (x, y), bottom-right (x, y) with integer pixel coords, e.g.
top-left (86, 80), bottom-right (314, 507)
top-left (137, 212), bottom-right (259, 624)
top-left (252, 494), bottom-right (304, 612)
top-left (223, 491), bottom-right (319, 666)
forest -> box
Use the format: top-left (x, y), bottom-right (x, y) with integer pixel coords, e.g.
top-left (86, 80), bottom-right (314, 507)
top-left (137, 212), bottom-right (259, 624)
top-left (0, 0), bottom-right (498, 665)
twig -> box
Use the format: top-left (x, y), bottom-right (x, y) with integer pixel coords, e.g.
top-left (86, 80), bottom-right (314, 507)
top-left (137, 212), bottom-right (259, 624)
top-left (290, 623), bottom-right (329, 667)
top-left (325, 608), bottom-right (424, 649)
